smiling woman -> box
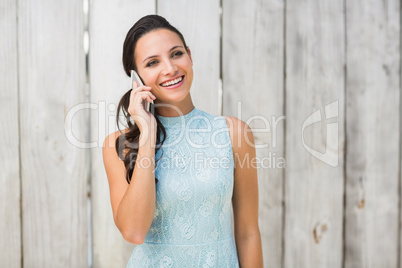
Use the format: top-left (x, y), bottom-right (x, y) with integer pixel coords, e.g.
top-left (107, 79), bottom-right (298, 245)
top-left (102, 14), bottom-right (263, 268)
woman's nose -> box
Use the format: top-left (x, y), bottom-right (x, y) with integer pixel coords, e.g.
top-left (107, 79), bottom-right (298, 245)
top-left (162, 59), bottom-right (178, 76)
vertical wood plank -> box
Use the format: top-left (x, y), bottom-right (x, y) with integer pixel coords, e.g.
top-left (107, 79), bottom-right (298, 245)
top-left (158, 0), bottom-right (221, 115)
top-left (89, 1), bottom-right (155, 267)
top-left (18, 0), bottom-right (87, 266)
top-left (284, 0), bottom-right (345, 267)
top-left (345, 0), bottom-right (400, 267)
top-left (0, 0), bottom-right (21, 266)
top-left (222, 0), bottom-right (285, 267)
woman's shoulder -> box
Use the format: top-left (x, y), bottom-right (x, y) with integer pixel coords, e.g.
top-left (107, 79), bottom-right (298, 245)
top-left (222, 116), bottom-right (255, 151)
top-left (222, 116), bottom-right (251, 132)
top-left (102, 128), bottom-right (130, 149)
top-left (102, 128), bottom-right (131, 162)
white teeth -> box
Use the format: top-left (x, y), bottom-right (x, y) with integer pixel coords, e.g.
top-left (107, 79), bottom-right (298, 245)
top-left (161, 76), bottom-right (183, 87)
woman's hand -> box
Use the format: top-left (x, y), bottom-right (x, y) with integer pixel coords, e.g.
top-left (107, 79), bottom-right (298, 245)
top-left (128, 81), bottom-right (157, 135)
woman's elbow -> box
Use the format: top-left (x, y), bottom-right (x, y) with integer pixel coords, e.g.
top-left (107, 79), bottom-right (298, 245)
top-left (122, 230), bottom-right (146, 245)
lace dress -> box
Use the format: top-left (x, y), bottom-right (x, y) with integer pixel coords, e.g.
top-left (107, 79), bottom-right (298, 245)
top-left (126, 107), bottom-right (240, 268)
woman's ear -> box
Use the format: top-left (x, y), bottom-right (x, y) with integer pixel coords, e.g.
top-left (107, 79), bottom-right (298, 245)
top-left (186, 46), bottom-right (193, 63)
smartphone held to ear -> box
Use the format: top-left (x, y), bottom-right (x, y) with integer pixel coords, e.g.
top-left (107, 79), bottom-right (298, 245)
top-left (131, 70), bottom-right (153, 112)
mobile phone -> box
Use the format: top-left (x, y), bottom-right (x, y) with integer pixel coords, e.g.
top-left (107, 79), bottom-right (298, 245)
top-left (131, 70), bottom-right (152, 112)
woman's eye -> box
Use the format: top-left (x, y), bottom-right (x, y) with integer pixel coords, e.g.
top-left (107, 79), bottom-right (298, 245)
top-left (172, 51), bottom-right (183, 57)
top-left (146, 60), bottom-right (158, 67)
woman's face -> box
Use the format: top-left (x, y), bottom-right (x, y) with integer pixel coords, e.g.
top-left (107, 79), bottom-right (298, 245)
top-left (134, 29), bottom-right (193, 105)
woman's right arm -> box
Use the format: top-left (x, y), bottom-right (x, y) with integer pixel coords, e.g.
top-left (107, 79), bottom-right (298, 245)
top-left (102, 129), bottom-right (157, 245)
top-left (103, 81), bottom-right (157, 245)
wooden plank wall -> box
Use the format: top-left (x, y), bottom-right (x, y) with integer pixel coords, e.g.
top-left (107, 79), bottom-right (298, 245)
top-left (285, 0), bottom-right (345, 267)
top-left (0, 0), bottom-right (21, 267)
top-left (345, 0), bottom-right (400, 267)
top-left (17, 0), bottom-right (88, 267)
top-left (1, 0), bottom-right (401, 267)
top-left (222, 0), bottom-right (285, 267)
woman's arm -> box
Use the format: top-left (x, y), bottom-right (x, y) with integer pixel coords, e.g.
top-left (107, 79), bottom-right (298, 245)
top-left (102, 129), bottom-right (156, 245)
top-left (225, 116), bottom-right (264, 268)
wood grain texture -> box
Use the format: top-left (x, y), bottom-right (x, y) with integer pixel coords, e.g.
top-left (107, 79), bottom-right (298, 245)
top-left (18, 0), bottom-right (87, 266)
top-left (89, 1), bottom-right (155, 267)
top-left (222, 0), bottom-right (285, 267)
top-left (284, 0), bottom-right (345, 267)
top-left (0, 0), bottom-right (21, 266)
top-left (345, 0), bottom-right (400, 267)
top-left (158, 0), bottom-right (221, 115)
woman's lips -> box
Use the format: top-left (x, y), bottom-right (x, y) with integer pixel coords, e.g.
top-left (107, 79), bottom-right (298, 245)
top-left (160, 75), bottom-right (185, 89)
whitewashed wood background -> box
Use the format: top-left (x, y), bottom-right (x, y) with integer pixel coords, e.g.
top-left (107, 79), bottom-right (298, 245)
top-left (1, 0), bottom-right (400, 267)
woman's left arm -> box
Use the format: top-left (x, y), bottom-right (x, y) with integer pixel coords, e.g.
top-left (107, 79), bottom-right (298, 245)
top-left (225, 116), bottom-right (263, 268)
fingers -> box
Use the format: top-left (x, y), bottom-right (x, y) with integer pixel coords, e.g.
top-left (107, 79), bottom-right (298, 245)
top-left (137, 91), bottom-right (156, 102)
top-left (132, 82), bottom-right (151, 92)
top-left (127, 91), bottom-right (155, 117)
top-left (131, 88), bottom-right (156, 101)
top-left (130, 84), bottom-right (155, 101)
top-left (129, 90), bottom-right (156, 113)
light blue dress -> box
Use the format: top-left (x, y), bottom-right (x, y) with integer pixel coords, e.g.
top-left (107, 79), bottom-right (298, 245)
top-left (126, 107), bottom-right (240, 267)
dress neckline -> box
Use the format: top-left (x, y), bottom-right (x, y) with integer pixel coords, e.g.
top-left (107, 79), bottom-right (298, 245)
top-left (157, 106), bottom-right (198, 126)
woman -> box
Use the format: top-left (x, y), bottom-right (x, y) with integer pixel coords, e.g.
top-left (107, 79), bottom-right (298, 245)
top-left (103, 14), bottom-right (263, 267)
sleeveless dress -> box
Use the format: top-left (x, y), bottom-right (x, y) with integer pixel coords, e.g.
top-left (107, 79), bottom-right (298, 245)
top-left (126, 107), bottom-right (240, 268)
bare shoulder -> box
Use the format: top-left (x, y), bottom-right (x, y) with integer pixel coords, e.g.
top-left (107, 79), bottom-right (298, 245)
top-left (223, 116), bottom-right (254, 151)
top-left (102, 128), bottom-right (130, 161)
top-left (103, 130), bottom-right (118, 149)
top-left (103, 128), bottom-right (129, 148)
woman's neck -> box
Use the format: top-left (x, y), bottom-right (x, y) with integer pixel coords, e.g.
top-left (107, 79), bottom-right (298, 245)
top-left (155, 95), bottom-right (195, 117)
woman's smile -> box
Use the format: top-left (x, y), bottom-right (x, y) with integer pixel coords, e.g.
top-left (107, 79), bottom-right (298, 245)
top-left (160, 75), bottom-right (185, 88)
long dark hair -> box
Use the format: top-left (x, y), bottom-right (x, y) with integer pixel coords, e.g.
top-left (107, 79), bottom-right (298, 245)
top-left (116, 14), bottom-right (189, 184)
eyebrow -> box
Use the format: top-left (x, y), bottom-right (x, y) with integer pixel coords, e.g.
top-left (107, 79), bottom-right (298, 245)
top-left (142, 45), bottom-right (184, 63)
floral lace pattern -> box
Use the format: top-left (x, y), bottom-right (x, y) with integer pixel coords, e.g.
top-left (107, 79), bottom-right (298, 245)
top-left (126, 107), bottom-right (239, 268)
